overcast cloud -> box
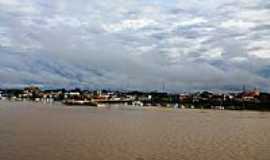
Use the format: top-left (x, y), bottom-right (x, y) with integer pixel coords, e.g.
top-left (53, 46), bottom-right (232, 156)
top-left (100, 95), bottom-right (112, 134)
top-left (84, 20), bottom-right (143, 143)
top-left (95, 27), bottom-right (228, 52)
top-left (0, 0), bottom-right (269, 91)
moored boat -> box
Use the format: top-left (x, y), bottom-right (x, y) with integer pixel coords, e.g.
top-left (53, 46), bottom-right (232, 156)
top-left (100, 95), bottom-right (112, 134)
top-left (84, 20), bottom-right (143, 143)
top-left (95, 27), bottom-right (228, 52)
top-left (63, 99), bottom-right (98, 106)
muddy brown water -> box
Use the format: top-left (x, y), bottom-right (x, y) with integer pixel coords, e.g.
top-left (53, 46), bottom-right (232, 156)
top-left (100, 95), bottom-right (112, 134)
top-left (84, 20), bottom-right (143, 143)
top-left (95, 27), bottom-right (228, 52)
top-left (0, 101), bottom-right (269, 160)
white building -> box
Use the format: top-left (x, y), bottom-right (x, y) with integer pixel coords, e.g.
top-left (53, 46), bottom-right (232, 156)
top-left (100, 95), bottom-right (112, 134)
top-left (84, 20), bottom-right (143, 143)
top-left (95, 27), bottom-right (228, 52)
top-left (64, 92), bottom-right (80, 99)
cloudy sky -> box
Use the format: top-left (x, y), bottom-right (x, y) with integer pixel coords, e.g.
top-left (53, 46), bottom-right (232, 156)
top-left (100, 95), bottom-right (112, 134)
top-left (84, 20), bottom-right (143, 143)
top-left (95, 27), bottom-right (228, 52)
top-left (0, 0), bottom-right (270, 91)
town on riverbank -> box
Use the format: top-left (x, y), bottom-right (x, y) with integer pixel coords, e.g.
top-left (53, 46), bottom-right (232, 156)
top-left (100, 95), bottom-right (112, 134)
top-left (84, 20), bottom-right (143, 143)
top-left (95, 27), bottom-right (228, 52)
top-left (0, 86), bottom-right (270, 111)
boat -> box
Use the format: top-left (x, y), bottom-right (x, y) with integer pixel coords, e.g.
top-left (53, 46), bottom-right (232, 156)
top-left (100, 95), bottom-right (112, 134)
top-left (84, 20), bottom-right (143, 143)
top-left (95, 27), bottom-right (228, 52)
top-left (63, 99), bottom-right (98, 106)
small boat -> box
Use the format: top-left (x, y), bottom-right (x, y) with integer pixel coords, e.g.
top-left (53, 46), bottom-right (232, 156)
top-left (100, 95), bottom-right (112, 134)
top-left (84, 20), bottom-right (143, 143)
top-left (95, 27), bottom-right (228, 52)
top-left (63, 99), bottom-right (98, 106)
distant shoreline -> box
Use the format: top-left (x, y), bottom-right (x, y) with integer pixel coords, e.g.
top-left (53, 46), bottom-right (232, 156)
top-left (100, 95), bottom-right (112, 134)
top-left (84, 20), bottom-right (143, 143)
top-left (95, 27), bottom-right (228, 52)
top-left (1, 100), bottom-right (270, 113)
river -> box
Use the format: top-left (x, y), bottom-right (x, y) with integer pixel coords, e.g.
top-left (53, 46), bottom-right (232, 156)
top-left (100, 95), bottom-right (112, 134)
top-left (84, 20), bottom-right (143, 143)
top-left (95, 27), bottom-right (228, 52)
top-left (0, 101), bottom-right (269, 160)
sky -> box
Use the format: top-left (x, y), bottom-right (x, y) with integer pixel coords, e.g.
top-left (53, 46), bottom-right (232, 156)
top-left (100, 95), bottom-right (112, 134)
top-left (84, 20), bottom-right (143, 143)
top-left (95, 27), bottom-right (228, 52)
top-left (0, 0), bottom-right (270, 91)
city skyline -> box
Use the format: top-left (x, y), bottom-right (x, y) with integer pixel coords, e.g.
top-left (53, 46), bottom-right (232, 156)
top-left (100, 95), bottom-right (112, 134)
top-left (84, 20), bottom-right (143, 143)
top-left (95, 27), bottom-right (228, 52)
top-left (0, 0), bottom-right (270, 91)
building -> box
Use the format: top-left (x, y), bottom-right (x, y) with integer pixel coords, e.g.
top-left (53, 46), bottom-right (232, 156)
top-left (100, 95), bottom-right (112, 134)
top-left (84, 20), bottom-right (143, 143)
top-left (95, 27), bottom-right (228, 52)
top-left (240, 88), bottom-right (260, 101)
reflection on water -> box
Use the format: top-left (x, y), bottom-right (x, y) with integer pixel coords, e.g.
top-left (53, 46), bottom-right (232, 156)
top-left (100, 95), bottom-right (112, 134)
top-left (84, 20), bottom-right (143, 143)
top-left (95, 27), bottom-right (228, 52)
top-left (0, 101), bottom-right (270, 160)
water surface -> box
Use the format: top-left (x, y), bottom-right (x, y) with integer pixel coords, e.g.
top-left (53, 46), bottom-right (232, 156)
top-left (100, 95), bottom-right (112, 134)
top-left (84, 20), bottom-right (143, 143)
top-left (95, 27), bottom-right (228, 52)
top-left (0, 101), bottom-right (269, 160)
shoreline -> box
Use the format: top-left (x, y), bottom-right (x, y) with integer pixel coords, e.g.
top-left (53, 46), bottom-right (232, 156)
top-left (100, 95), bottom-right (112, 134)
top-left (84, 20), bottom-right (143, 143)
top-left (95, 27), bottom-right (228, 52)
top-left (1, 100), bottom-right (270, 113)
